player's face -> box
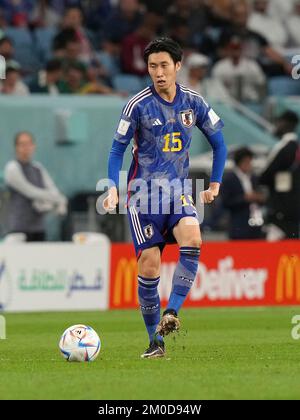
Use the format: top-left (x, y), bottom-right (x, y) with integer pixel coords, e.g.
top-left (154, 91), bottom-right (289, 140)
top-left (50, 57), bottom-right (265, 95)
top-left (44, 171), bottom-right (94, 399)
top-left (148, 52), bottom-right (181, 92)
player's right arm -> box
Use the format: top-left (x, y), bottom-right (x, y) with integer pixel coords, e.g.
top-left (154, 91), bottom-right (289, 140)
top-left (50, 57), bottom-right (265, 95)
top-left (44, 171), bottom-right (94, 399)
top-left (103, 107), bottom-right (138, 211)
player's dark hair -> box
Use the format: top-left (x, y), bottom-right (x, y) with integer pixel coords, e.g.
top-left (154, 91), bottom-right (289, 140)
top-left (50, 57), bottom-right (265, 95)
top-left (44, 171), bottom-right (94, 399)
top-left (234, 147), bottom-right (253, 165)
top-left (14, 131), bottom-right (35, 147)
top-left (143, 37), bottom-right (183, 64)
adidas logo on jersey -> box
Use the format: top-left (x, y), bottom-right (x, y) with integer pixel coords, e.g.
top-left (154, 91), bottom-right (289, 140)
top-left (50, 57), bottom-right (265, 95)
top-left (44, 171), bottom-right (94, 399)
top-left (153, 119), bottom-right (163, 126)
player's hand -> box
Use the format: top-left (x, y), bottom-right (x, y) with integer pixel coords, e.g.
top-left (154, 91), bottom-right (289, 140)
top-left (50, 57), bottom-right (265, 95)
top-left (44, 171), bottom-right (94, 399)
top-left (200, 182), bottom-right (220, 204)
top-left (103, 186), bottom-right (118, 211)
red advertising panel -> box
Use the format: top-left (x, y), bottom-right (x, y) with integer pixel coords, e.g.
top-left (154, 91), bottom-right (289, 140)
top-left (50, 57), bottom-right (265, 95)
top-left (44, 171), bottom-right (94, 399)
top-left (109, 241), bottom-right (300, 309)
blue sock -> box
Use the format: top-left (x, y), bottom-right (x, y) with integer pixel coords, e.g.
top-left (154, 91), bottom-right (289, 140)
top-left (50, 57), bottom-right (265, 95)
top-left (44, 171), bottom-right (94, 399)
top-left (138, 275), bottom-right (163, 343)
top-left (167, 247), bottom-right (200, 314)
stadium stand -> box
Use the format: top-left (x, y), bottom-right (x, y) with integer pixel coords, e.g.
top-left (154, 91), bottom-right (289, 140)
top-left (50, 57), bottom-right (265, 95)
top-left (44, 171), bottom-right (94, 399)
top-left (112, 73), bottom-right (144, 94)
top-left (4, 27), bottom-right (40, 73)
top-left (0, 0), bottom-right (299, 240)
top-left (34, 27), bottom-right (58, 65)
top-left (268, 76), bottom-right (300, 96)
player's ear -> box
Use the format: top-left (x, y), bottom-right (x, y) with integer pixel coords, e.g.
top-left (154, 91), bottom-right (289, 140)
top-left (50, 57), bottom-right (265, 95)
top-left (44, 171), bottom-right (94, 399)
top-left (176, 61), bottom-right (182, 72)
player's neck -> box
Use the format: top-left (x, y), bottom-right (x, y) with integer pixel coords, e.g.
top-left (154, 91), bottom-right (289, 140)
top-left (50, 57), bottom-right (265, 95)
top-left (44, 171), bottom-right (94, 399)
top-left (156, 83), bottom-right (177, 103)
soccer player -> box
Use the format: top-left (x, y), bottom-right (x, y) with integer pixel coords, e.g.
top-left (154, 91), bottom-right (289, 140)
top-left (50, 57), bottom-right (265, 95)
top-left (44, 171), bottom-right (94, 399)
top-left (104, 38), bottom-right (227, 358)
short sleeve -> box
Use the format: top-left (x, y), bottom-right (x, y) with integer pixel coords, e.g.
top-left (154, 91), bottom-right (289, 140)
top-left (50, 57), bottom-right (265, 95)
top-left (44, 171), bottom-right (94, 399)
top-left (113, 104), bottom-right (139, 147)
top-left (195, 96), bottom-right (224, 137)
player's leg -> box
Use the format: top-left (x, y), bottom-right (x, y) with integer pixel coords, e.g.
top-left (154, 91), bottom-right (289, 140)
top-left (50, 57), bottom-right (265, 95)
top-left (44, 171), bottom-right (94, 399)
top-left (156, 216), bottom-right (201, 336)
top-left (127, 205), bottom-right (166, 357)
top-left (138, 247), bottom-right (165, 358)
top-left (170, 216), bottom-right (201, 311)
top-left (138, 246), bottom-right (161, 344)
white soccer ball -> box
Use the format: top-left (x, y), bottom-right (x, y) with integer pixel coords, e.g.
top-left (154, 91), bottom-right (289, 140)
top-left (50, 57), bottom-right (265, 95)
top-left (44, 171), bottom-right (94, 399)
top-left (59, 324), bottom-right (101, 362)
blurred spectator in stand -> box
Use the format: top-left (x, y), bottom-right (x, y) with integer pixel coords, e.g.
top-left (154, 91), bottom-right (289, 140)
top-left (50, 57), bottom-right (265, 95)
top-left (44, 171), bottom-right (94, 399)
top-left (4, 131), bottom-right (67, 242)
top-left (195, 0), bottom-right (245, 61)
top-left (286, 0), bottom-right (300, 47)
top-left (0, 8), bottom-right (7, 31)
top-left (247, 0), bottom-right (288, 48)
top-left (218, 1), bottom-right (292, 77)
top-left (268, 0), bottom-right (295, 23)
top-left (260, 111), bottom-right (300, 240)
top-left (103, 0), bottom-right (143, 44)
top-left (53, 6), bottom-right (94, 64)
top-left (30, 0), bottom-right (62, 28)
top-left (121, 12), bottom-right (161, 77)
top-left (141, 0), bottom-right (171, 14)
top-left (53, 27), bottom-right (77, 57)
top-left (80, 61), bottom-right (117, 95)
top-left (58, 61), bottom-right (114, 94)
top-left (0, 61), bottom-right (29, 95)
top-left (96, 38), bottom-right (121, 81)
top-left (208, 0), bottom-right (234, 25)
top-left (165, 0), bottom-right (219, 53)
top-left (166, 0), bottom-right (198, 30)
top-left (0, 36), bottom-right (16, 62)
top-left (179, 52), bottom-right (230, 101)
top-left (48, 0), bottom-right (82, 16)
top-left (57, 61), bottom-right (88, 93)
top-left (64, 35), bottom-right (82, 60)
top-left (167, 17), bottom-right (192, 52)
top-left (222, 147), bottom-right (265, 240)
top-left (83, 0), bottom-right (112, 35)
top-left (212, 36), bottom-right (266, 103)
top-left (57, 36), bottom-right (110, 85)
top-left (0, 0), bottom-right (34, 26)
top-left (48, 0), bottom-right (112, 30)
top-left (28, 58), bottom-right (62, 94)
top-left (60, 36), bottom-right (83, 66)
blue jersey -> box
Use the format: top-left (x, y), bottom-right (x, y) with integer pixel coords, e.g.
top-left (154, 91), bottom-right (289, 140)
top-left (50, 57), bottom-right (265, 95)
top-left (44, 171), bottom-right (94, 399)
top-left (112, 83), bottom-right (225, 187)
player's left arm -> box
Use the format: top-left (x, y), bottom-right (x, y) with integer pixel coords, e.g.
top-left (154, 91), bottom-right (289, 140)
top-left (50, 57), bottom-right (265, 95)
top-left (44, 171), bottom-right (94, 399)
top-left (195, 100), bottom-right (227, 204)
top-left (203, 130), bottom-right (227, 203)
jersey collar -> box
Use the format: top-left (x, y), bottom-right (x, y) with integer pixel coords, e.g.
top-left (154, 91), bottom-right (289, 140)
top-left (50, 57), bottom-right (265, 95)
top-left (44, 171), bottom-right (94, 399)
top-left (150, 83), bottom-right (180, 107)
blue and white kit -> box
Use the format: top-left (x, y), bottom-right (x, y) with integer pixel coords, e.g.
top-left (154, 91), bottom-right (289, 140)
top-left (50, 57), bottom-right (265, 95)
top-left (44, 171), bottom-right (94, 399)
top-left (108, 83), bottom-right (227, 256)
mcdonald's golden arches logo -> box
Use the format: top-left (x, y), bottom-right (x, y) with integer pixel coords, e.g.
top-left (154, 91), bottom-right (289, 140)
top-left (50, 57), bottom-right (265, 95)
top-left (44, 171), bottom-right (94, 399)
top-left (113, 258), bottom-right (139, 307)
top-left (276, 255), bottom-right (300, 302)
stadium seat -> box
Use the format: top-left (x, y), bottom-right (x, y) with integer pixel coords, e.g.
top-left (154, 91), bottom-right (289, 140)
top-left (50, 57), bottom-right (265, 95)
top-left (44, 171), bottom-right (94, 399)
top-left (112, 74), bottom-right (144, 94)
top-left (96, 51), bottom-right (120, 77)
top-left (34, 27), bottom-right (57, 64)
top-left (268, 76), bottom-right (300, 96)
top-left (4, 27), bottom-right (40, 72)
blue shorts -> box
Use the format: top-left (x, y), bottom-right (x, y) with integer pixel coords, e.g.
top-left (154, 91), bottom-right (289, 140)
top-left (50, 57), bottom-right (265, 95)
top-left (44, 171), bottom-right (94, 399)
top-left (127, 195), bottom-right (199, 257)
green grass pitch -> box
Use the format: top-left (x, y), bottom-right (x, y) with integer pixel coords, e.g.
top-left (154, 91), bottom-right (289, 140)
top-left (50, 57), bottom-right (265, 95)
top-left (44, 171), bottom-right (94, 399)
top-left (0, 307), bottom-right (300, 400)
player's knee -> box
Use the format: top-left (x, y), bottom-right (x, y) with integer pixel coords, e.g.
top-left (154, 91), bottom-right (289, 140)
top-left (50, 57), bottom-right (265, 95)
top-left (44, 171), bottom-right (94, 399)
top-left (138, 249), bottom-right (160, 278)
top-left (183, 237), bottom-right (202, 249)
top-left (139, 261), bottom-right (160, 278)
